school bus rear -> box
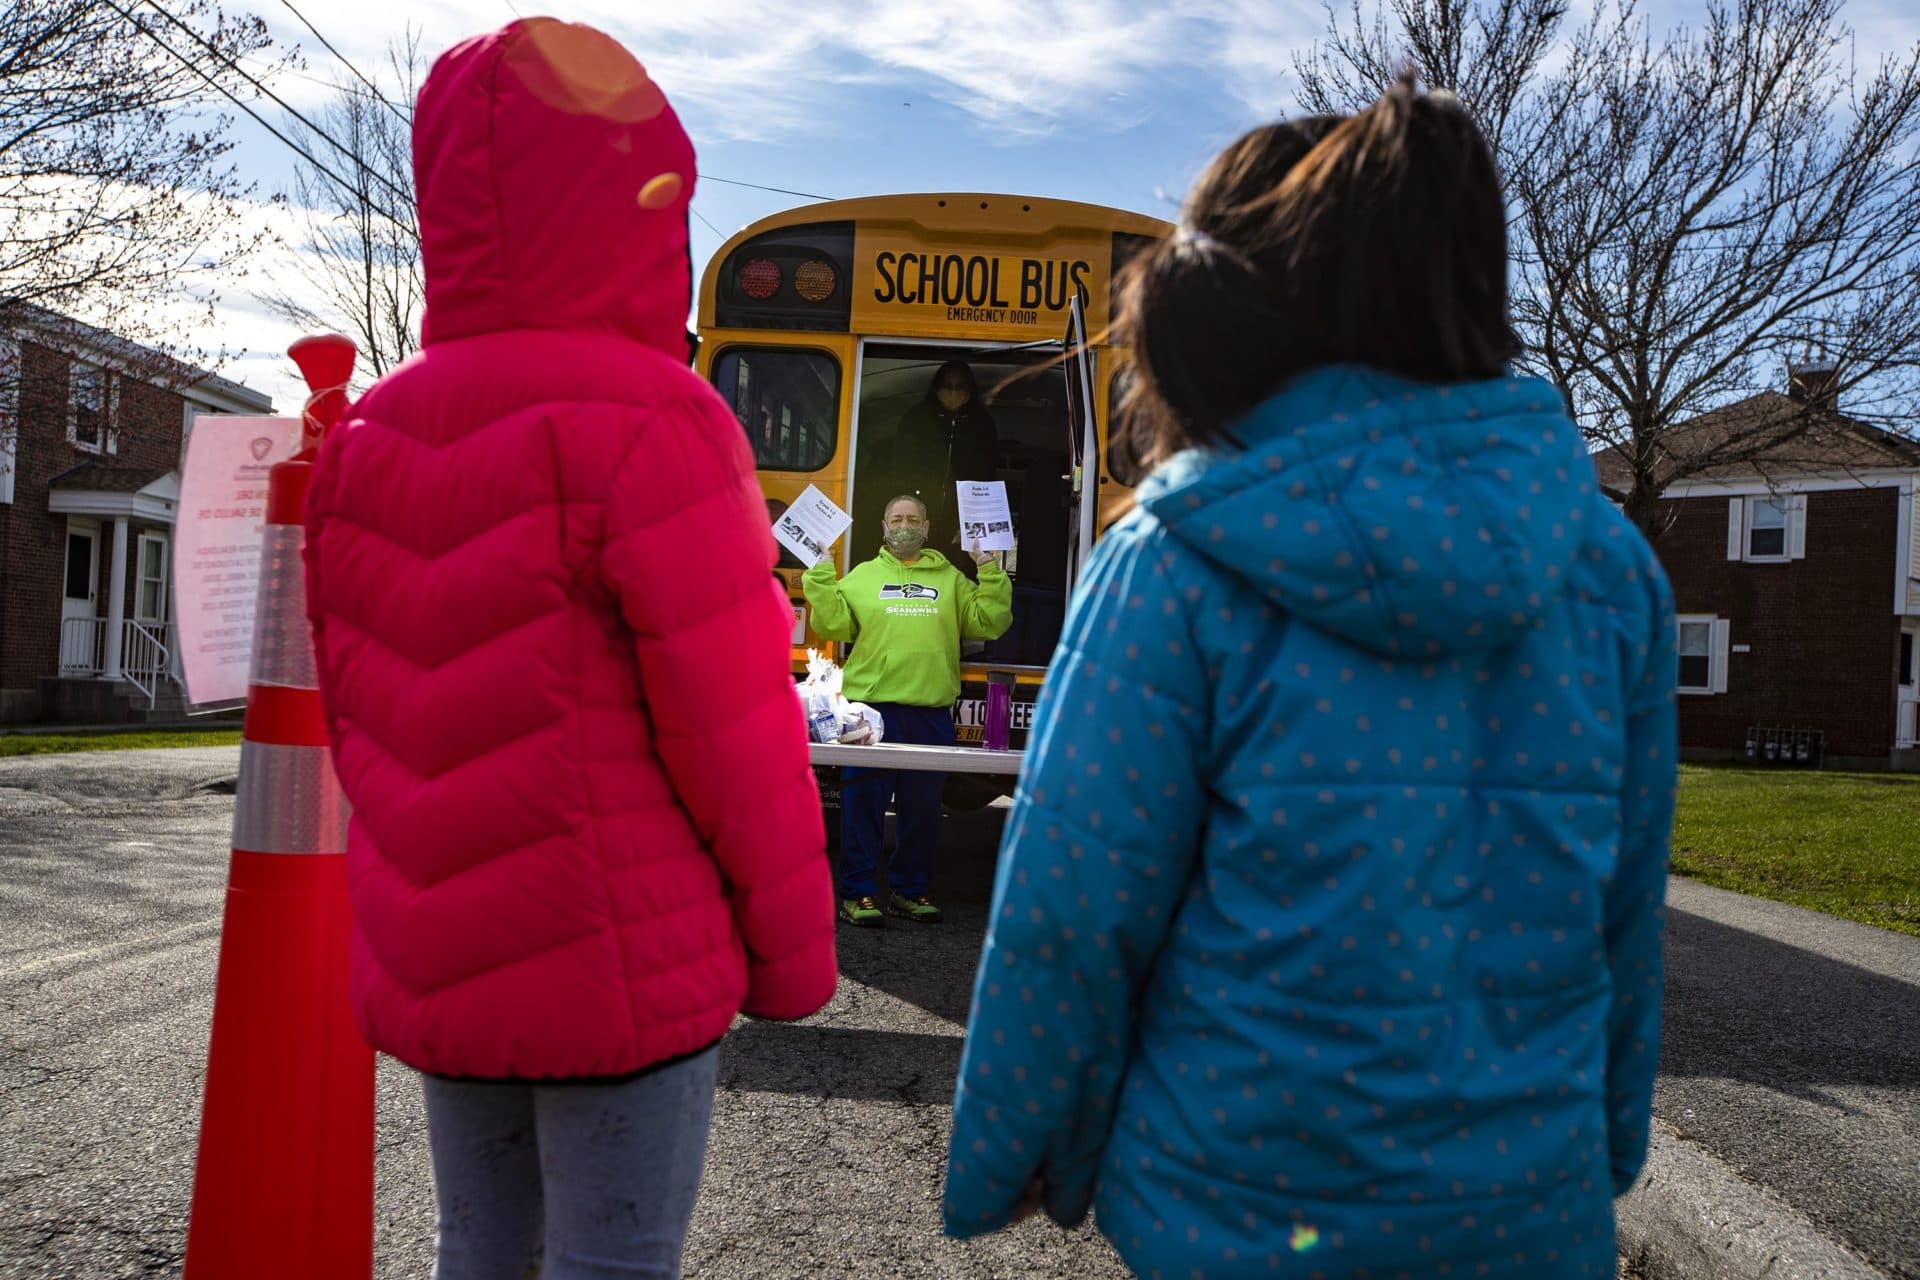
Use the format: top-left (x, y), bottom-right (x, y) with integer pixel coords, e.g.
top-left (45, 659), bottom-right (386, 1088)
top-left (695, 193), bottom-right (1168, 766)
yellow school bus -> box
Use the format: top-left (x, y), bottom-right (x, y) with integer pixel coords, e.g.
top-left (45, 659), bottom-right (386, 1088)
top-left (694, 193), bottom-right (1170, 765)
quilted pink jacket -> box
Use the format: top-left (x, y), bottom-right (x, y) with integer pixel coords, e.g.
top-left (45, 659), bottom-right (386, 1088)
top-left (302, 20), bottom-right (835, 1080)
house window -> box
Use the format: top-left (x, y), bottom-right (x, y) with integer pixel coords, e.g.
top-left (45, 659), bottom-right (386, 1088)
top-left (1677, 615), bottom-right (1730, 695)
top-left (1748, 498), bottom-right (1787, 559)
top-left (68, 363), bottom-right (116, 454)
top-left (1728, 494), bottom-right (1805, 562)
top-left (1901, 631), bottom-right (1916, 688)
top-left (136, 533), bottom-right (170, 624)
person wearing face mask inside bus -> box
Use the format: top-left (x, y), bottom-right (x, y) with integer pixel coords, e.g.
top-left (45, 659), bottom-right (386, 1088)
top-left (888, 360), bottom-right (1000, 580)
top-left (802, 494), bottom-right (1012, 927)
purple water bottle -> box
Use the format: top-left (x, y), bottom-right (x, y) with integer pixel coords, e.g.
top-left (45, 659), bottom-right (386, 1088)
top-left (984, 671), bottom-right (1015, 752)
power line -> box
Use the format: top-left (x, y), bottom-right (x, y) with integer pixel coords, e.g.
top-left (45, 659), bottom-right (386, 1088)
top-left (130, 0), bottom-right (416, 213)
top-left (698, 174), bottom-right (833, 202)
top-left (261, 3), bottom-right (835, 212)
top-left (275, 0), bottom-right (410, 127)
top-left (96, 0), bottom-right (415, 234)
top-left (122, 0), bottom-right (830, 248)
top-left (689, 205), bottom-right (724, 240)
top-left (236, 52), bottom-right (400, 107)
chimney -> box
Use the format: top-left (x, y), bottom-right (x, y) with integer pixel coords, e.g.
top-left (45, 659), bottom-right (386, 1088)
top-left (1787, 358), bottom-right (1839, 410)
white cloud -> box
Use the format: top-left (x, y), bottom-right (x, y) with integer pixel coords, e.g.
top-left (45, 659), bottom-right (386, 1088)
top-left (1191, 0), bottom-right (1328, 123)
top-left (836, 0), bottom-right (1200, 135)
top-left (254, 0), bottom-right (1307, 141)
top-left (251, 0), bottom-right (1920, 142)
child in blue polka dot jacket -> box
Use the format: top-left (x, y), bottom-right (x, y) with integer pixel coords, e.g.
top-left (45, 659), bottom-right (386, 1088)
top-left (943, 75), bottom-right (1679, 1280)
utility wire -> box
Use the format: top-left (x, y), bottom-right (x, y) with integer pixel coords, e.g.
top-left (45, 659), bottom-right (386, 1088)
top-left (127, 0), bottom-right (832, 243)
top-left (130, 0), bottom-right (416, 213)
top-left (98, 0), bottom-right (416, 234)
top-left (263, 2), bottom-right (837, 211)
top-left (698, 174), bottom-right (833, 201)
top-left (276, 0), bottom-right (411, 127)
top-left (236, 53), bottom-right (403, 107)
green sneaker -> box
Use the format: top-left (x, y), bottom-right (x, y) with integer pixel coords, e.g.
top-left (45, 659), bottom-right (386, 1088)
top-left (886, 893), bottom-right (943, 924)
top-left (838, 896), bottom-right (884, 927)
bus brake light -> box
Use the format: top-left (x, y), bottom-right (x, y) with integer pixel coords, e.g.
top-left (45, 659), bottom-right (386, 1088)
top-left (739, 258), bottom-right (782, 300)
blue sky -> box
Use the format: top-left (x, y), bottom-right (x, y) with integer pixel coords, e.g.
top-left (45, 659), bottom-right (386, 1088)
top-left (201, 0), bottom-right (1920, 410)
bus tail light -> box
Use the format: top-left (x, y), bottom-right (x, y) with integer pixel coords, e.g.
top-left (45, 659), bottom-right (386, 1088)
top-left (739, 258), bottom-right (782, 300)
top-left (793, 259), bottom-right (837, 303)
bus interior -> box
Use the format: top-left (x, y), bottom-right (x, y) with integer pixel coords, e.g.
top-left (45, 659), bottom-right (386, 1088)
top-left (851, 342), bottom-right (1076, 670)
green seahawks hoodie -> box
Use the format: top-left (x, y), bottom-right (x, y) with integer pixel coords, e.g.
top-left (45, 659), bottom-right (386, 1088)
top-left (801, 547), bottom-right (1013, 707)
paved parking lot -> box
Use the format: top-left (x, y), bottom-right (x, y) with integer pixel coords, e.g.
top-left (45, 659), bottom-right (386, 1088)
top-left (0, 748), bottom-right (1127, 1279)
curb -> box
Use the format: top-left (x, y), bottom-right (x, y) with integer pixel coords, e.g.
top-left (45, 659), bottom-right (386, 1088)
top-left (1616, 1120), bottom-right (1888, 1280)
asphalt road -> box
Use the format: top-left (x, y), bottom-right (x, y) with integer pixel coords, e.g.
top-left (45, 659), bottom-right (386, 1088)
top-left (3, 749), bottom-right (1912, 1278)
top-left (1656, 878), bottom-right (1920, 1278)
top-left (0, 747), bottom-right (1126, 1280)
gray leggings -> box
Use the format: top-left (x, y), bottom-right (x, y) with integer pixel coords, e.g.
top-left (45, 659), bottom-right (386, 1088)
top-left (421, 1046), bottom-right (719, 1280)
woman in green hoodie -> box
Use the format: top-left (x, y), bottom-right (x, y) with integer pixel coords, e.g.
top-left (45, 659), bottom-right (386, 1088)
top-left (803, 494), bottom-right (1012, 927)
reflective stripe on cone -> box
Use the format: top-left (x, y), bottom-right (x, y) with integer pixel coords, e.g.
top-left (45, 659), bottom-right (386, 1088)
top-left (248, 524), bottom-right (318, 691)
top-left (232, 740), bottom-right (350, 855)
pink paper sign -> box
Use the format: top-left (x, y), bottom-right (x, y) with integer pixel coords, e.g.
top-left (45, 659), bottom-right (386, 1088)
top-left (173, 416), bottom-right (301, 709)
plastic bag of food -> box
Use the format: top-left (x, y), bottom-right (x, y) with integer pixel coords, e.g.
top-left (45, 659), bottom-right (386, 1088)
top-left (794, 650), bottom-right (885, 745)
top-left (837, 701), bottom-right (885, 745)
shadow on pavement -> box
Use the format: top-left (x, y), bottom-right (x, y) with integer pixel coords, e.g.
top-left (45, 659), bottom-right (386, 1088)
top-left (719, 1022), bottom-right (960, 1105)
top-left (1660, 908), bottom-right (1920, 1093)
top-left (1657, 906), bottom-right (1920, 1278)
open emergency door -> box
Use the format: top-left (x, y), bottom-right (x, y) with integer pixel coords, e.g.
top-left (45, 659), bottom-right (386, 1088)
top-left (1062, 293), bottom-right (1100, 591)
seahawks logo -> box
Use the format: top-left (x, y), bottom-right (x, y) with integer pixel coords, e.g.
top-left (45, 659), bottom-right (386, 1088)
top-left (879, 583), bottom-right (941, 601)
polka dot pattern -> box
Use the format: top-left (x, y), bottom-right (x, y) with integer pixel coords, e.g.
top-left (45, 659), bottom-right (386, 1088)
top-left (943, 369), bottom-right (1675, 1280)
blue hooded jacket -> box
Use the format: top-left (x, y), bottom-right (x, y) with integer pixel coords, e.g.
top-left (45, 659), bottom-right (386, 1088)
top-left (944, 367), bottom-right (1677, 1279)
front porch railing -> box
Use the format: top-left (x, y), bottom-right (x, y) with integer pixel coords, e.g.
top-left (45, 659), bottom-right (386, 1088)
top-left (121, 621), bottom-right (172, 708)
top-left (59, 617), bottom-right (106, 675)
top-left (57, 618), bottom-right (177, 709)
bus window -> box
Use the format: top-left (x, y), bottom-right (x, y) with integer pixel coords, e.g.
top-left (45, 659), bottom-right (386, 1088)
top-left (852, 344), bottom-right (1073, 669)
top-left (712, 347), bottom-right (840, 472)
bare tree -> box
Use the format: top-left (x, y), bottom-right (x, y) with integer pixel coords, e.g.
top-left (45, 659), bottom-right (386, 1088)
top-left (1296, 0), bottom-right (1920, 537)
top-left (2, 0), bottom-right (279, 493)
top-left (258, 35), bottom-right (422, 384)
top-left (1, 0), bottom-right (275, 343)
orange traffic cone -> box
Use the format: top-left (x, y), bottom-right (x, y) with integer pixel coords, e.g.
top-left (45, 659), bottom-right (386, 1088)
top-left (184, 335), bottom-right (372, 1280)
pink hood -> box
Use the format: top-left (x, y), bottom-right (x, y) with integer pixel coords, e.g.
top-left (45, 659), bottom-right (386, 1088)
top-left (414, 18), bottom-right (695, 354)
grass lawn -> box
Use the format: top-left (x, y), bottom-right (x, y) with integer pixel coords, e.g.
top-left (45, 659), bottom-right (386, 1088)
top-left (1671, 764), bottom-right (1920, 937)
top-left (0, 728), bottom-right (243, 758)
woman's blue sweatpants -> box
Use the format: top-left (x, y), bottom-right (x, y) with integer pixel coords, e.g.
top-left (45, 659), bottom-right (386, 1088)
top-left (838, 702), bottom-right (955, 899)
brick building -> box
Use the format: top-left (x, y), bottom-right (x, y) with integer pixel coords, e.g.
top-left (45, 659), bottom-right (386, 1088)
top-left (1, 305), bottom-right (273, 724)
top-left (1597, 374), bottom-right (1920, 770)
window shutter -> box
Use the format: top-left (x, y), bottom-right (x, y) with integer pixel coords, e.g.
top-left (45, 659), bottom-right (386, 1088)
top-left (1788, 494), bottom-right (1808, 559)
top-left (0, 336), bottom-right (17, 505)
top-left (1909, 491), bottom-right (1919, 582)
top-left (1727, 497), bottom-right (1744, 560)
top-left (105, 376), bottom-right (121, 456)
top-left (1711, 618), bottom-right (1731, 693)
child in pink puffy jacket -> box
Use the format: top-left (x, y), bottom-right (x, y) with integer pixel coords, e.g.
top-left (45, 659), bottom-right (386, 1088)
top-left (301, 20), bottom-right (836, 1279)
